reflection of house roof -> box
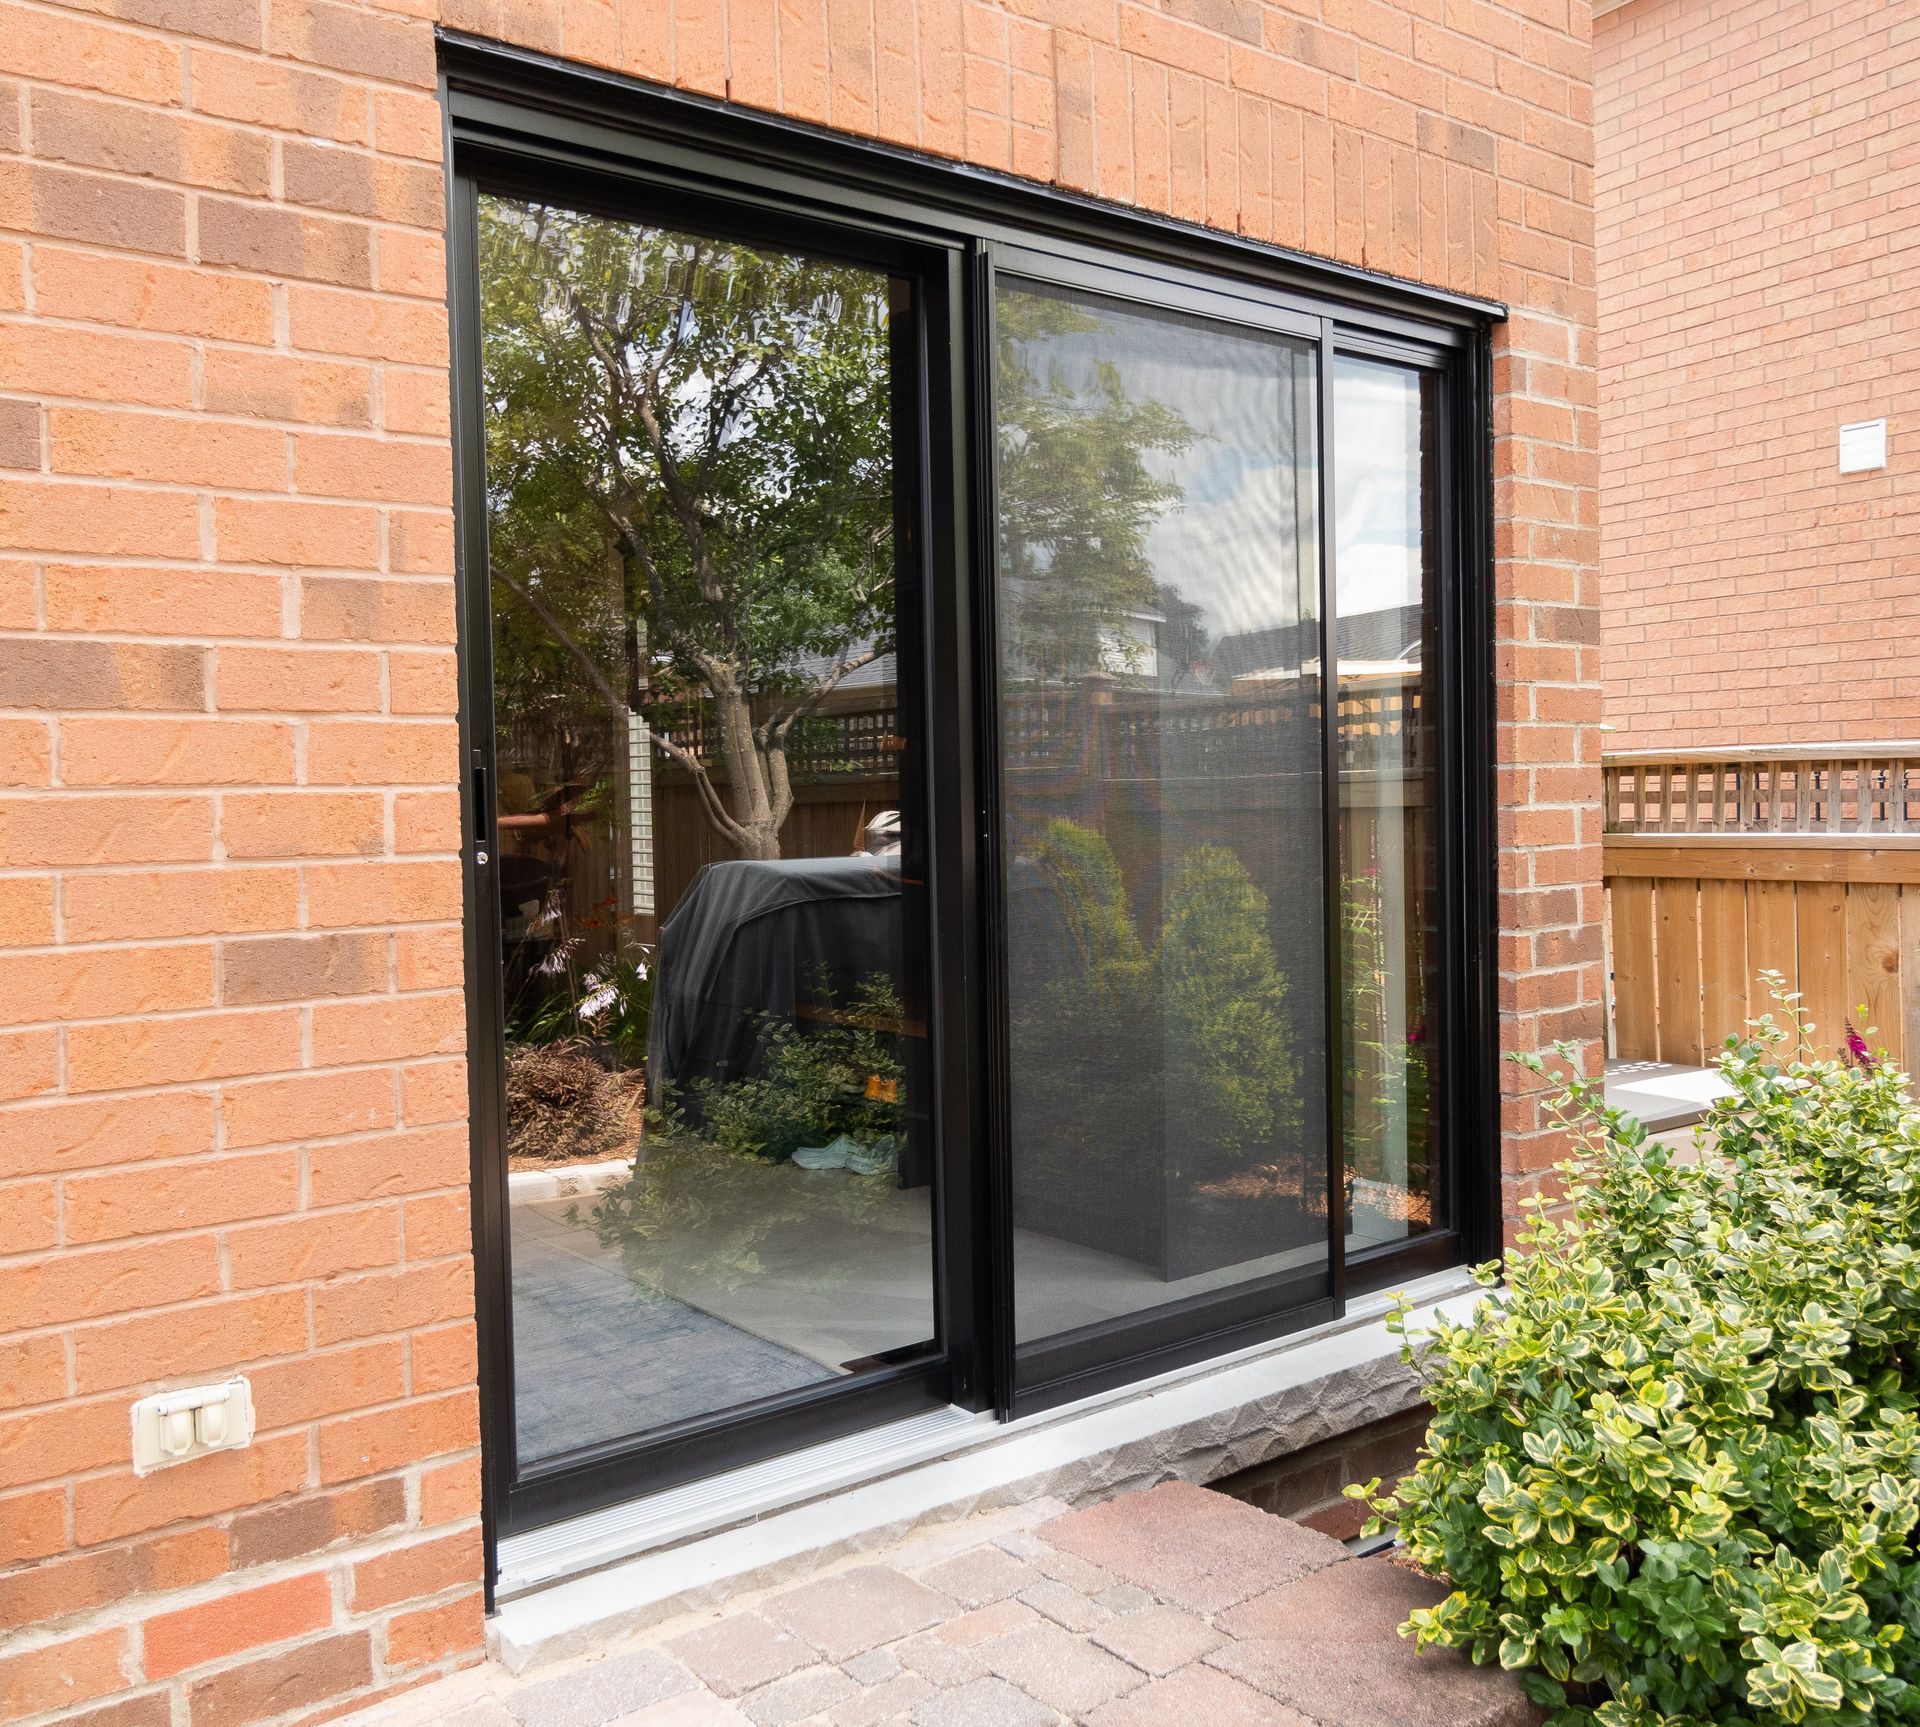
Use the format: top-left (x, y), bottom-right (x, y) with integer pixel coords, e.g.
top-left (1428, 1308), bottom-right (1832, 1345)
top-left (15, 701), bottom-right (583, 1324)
top-left (1233, 658), bottom-right (1417, 686)
top-left (1212, 604), bottom-right (1422, 683)
top-left (785, 644), bottom-right (897, 710)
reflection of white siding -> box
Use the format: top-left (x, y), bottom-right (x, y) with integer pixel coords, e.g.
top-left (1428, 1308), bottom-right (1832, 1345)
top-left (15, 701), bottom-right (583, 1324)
top-left (625, 710), bottom-right (654, 917)
top-left (1099, 609), bottom-right (1161, 679)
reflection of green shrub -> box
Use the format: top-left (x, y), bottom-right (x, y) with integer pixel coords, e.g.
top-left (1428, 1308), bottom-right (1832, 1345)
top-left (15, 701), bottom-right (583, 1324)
top-left (1013, 823), bottom-right (1299, 1187)
top-left (1160, 846), bottom-right (1298, 1173)
top-left (1357, 991), bottom-right (1920, 1727)
top-left (659, 972), bottom-right (906, 1163)
top-left (1343, 879), bottom-right (1430, 1205)
top-left (1031, 818), bottom-right (1150, 1024)
top-left (1010, 822), bottom-right (1155, 1197)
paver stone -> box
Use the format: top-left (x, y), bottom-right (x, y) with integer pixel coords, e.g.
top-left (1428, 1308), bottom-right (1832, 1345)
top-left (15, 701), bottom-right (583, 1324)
top-left (1037, 1482), bottom-right (1345, 1613)
top-left (508, 1650), bottom-right (696, 1727)
top-left (1084, 1663), bottom-right (1316, 1727)
top-left (919, 1546), bottom-right (1043, 1608)
top-left (1092, 1605), bottom-right (1227, 1675)
top-left (738, 1664), bottom-right (856, 1727)
top-left (979, 1621), bottom-right (1144, 1717)
top-left (1207, 1560), bottom-right (1542, 1727)
top-left (762, 1566), bottom-right (949, 1663)
top-left (911, 1677), bottom-right (1060, 1727)
top-left (666, 1615), bottom-right (814, 1698)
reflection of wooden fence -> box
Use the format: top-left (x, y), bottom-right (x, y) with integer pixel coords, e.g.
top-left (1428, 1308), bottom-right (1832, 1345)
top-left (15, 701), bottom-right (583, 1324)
top-left (650, 776), bottom-right (900, 919)
top-left (1605, 746), bottom-right (1920, 1069)
top-left (645, 683), bottom-right (1427, 928)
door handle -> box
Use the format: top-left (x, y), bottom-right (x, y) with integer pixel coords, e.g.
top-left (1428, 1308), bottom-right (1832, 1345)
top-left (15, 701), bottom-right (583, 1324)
top-left (473, 759), bottom-right (491, 866)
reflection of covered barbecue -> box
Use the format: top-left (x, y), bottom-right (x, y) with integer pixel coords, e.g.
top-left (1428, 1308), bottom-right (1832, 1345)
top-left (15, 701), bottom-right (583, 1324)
top-left (646, 853), bottom-right (909, 1105)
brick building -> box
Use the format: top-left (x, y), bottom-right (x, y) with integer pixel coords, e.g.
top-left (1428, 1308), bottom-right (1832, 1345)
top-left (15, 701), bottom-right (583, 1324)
top-left (0, 3), bottom-right (1599, 1724)
top-left (1596, 0), bottom-right (1920, 748)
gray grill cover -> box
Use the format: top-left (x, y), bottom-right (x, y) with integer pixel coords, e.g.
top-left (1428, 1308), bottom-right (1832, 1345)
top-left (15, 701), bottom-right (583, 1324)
top-left (647, 855), bottom-right (902, 1102)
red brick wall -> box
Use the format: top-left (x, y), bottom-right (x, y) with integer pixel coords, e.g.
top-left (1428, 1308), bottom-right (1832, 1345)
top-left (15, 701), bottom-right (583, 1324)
top-left (0, 3), bottom-right (1598, 1724)
top-left (1596, 0), bottom-right (1920, 749)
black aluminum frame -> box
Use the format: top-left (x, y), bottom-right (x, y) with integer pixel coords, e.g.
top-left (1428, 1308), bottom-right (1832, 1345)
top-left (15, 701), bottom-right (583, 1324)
top-left (440, 30), bottom-right (1503, 1585)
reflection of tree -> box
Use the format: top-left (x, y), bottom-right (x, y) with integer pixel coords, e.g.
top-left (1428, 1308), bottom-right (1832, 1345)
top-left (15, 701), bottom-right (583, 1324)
top-left (1152, 580), bottom-right (1211, 689)
top-left (996, 290), bottom-right (1196, 684)
top-left (481, 198), bottom-right (896, 861)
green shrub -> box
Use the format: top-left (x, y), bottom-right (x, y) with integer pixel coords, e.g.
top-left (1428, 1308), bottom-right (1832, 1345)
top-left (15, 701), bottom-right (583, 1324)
top-left (1357, 991), bottom-right (1920, 1727)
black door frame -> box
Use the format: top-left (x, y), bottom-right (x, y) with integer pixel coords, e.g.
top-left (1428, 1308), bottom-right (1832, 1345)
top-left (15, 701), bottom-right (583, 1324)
top-left (441, 31), bottom-right (1503, 1591)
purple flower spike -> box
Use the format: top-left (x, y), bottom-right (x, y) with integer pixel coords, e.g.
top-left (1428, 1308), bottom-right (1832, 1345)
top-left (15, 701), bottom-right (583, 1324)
top-left (1844, 1021), bottom-right (1876, 1070)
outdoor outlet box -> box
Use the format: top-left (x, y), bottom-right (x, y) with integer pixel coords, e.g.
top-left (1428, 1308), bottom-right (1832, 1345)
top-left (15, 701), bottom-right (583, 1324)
top-left (130, 1378), bottom-right (255, 1474)
top-left (1838, 418), bottom-right (1887, 473)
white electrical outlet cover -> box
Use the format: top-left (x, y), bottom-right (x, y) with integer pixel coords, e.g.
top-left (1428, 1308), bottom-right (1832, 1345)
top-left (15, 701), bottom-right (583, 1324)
top-left (131, 1378), bottom-right (255, 1475)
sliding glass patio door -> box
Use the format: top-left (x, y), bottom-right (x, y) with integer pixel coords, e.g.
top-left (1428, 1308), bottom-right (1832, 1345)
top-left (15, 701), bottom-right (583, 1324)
top-left (448, 55), bottom-right (1493, 1564)
top-left (462, 186), bottom-right (961, 1529)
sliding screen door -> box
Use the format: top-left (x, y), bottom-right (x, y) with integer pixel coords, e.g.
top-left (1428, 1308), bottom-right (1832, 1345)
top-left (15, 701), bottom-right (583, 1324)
top-left (992, 270), bottom-right (1331, 1394)
top-left (473, 192), bottom-right (943, 1506)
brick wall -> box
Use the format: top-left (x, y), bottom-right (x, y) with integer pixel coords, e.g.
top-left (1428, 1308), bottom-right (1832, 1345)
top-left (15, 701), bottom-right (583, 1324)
top-left (1213, 1404), bottom-right (1432, 1541)
top-left (0, 2), bottom-right (1598, 1725)
top-left (1596, 0), bottom-right (1920, 749)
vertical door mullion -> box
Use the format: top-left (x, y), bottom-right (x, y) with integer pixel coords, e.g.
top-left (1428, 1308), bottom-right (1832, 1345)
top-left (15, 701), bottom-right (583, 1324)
top-left (1317, 320), bottom-right (1348, 1316)
top-left (971, 242), bottom-right (1017, 1420)
top-left (919, 243), bottom-right (991, 1412)
top-left (446, 162), bottom-right (518, 1587)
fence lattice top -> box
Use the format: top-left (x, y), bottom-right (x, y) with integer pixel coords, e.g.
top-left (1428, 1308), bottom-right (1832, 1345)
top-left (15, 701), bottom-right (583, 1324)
top-left (1605, 746), bottom-right (1920, 836)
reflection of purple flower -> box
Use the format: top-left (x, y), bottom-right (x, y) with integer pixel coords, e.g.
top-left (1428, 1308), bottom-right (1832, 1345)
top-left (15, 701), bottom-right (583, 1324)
top-left (1407, 1021), bottom-right (1428, 1047)
top-left (1845, 1021), bottom-right (1876, 1070)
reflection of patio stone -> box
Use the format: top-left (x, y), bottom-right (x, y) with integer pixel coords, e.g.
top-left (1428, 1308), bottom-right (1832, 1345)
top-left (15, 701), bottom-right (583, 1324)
top-left (510, 1217), bottom-right (822, 1462)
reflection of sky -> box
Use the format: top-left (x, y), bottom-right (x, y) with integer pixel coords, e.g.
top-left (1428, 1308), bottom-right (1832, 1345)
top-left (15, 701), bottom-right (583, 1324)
top-left (1333, 358), bottom-right (1425, 618)
top-left (1008, 290), bottom-right (1317, 647)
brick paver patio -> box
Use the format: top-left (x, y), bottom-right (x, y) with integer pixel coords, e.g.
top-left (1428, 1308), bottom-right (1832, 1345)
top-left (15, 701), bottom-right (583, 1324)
top-left (349, 1483), bottom-right (1537, 1727)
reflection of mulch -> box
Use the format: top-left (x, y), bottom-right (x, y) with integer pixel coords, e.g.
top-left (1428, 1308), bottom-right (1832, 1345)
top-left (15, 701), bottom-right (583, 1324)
top-left (1196, 1160), bottom-right (1322, 1208)
top-left (1194, 1163), bottom-right (1435, 1230)
top-left (1353, 1176), bottom-right (1433, 1229)
top-left (504, 1042), bottom-right (644, 1168)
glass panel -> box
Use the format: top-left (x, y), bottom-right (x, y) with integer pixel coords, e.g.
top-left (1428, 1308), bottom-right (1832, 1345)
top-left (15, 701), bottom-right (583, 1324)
top-left (1334, 356), bottom-right (1441, 1252)
top-left (994, 279), bottom-right (1328, 1346)
top-left (479, 195), bottom-right (934, 1466)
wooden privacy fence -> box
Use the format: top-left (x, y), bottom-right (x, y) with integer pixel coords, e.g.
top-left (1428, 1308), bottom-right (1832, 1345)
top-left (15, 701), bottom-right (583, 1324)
top-left (1605, 745), bottom-right (1920, 1070)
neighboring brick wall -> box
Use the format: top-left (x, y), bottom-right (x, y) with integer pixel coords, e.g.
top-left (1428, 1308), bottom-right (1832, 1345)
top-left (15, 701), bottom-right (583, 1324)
top-left (1596, 0), bottom-right (1920, 749)
top-left (0, 3), bottom-right (1598, 1725)
top-left (1212, 1404), bottom-right (1432, 1541)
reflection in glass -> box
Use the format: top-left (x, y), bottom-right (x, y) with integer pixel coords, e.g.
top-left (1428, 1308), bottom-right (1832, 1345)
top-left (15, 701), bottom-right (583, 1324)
top-left (478, 196), bottom-right (933, 1465)
top-left (1335, 357), bottom-right (1440, 1250)
top-left (995, 281), bottom-right (1328, 1344)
